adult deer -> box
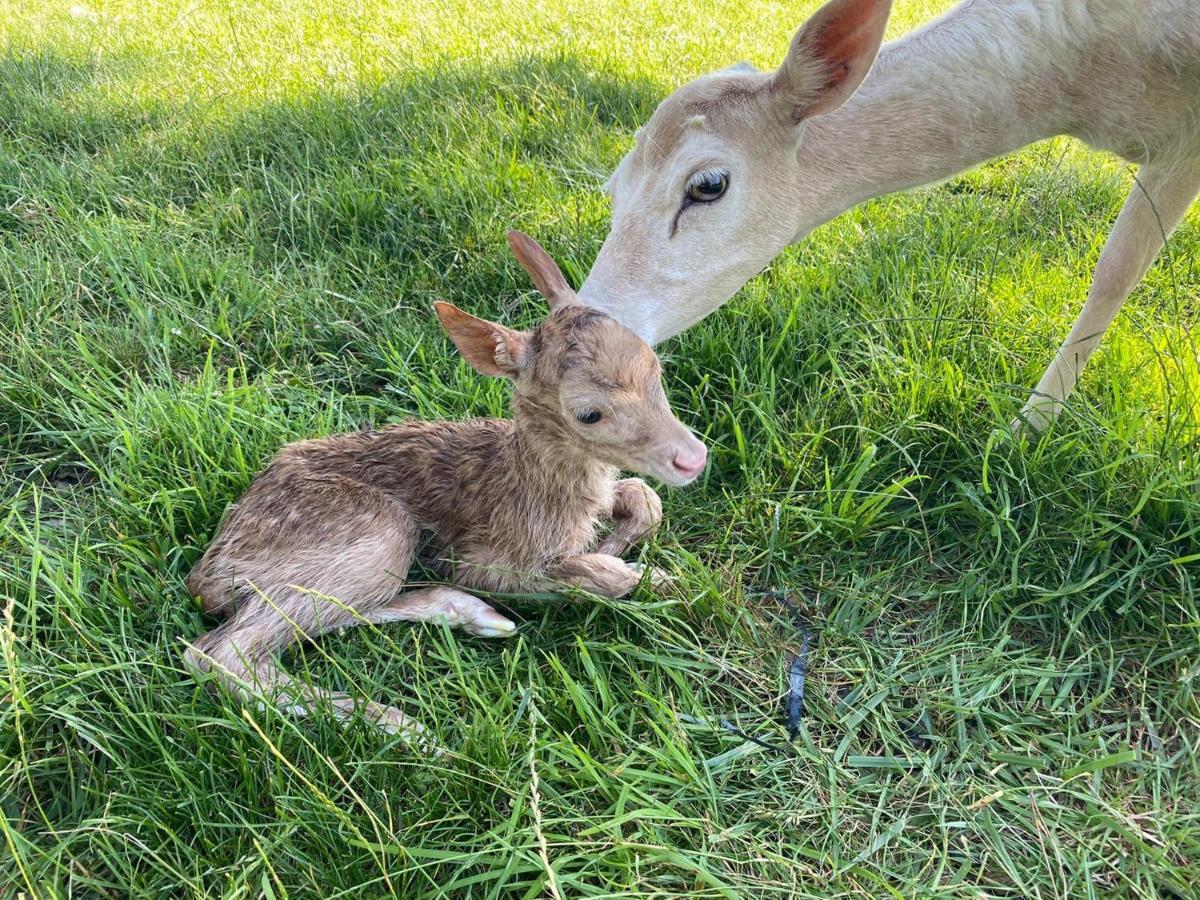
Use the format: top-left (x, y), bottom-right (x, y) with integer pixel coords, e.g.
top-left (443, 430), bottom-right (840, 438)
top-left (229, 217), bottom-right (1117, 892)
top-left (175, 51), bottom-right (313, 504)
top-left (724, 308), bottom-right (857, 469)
top-left (578, 0), bottom-right (1200, 430)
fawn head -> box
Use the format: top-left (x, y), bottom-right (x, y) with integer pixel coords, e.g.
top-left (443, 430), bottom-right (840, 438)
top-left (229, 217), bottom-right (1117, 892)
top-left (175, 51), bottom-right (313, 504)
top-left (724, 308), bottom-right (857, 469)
top-left (435, 231), bottom-right (707, 486)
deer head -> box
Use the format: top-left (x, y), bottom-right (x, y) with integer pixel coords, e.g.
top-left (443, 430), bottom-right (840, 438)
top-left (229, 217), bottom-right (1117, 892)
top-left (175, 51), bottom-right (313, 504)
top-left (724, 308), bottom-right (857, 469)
top-left (435, 231), bottom-right (707, 485)
top-left (578, 0), bottom-right (893, 343)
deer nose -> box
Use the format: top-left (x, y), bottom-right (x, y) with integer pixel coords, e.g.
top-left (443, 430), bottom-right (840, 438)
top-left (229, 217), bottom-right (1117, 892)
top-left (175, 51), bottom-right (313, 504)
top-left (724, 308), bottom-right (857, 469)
top-left (671, 442), bottom-right (707, 480)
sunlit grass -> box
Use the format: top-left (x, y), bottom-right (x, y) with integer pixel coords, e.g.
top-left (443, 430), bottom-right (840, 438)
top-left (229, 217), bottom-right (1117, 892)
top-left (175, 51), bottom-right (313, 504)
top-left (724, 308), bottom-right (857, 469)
top-left (2, 0), bottom-right (1198, 896)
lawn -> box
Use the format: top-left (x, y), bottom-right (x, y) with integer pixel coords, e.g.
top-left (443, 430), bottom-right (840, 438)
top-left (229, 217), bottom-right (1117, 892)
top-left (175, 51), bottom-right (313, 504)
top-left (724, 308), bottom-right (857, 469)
top-left (2, 0), bottom-right (1199, 896)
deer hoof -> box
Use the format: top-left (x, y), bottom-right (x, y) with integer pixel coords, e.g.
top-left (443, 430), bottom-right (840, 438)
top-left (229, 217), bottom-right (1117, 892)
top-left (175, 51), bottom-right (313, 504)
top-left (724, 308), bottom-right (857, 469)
top-left (626, 562), bottom-right (672, 590)
top-left (465, 612), bottom-right (518, 639)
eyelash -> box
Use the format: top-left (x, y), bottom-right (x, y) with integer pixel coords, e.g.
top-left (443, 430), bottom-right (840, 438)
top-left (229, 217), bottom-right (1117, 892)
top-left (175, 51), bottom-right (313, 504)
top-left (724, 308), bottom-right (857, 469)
top-left (671, 169), bottom-right (725, 236)
top-left (687, 167), bottom-right (726, 190)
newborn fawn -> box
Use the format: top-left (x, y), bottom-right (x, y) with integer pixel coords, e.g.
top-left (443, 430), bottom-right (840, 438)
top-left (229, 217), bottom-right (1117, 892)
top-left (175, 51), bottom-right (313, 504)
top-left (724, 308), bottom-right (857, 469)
top-left (185, 231), bottom-right (707, 741)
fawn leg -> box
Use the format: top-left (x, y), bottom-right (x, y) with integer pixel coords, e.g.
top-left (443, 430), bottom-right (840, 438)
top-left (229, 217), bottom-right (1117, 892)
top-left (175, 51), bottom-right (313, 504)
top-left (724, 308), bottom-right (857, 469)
top-left (363, 586), bottom-right (517, 638)
top-left (185, 482), bottom-right (433, 746)
top-left (188, 623), bottom-right (428, 740)
top-left (546, 553), bottom-right (647, 598)
top-left (185, 608), bottom-right (430, 748)
top-left (597, 477), bottom-right (663, 557)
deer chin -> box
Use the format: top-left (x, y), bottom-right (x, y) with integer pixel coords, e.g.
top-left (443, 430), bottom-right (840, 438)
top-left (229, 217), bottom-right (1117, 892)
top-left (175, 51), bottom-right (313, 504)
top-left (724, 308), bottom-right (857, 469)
top-left (577, 281), bottom-right (715, 347)
top-left (577, 226), bottom-right (790, 345)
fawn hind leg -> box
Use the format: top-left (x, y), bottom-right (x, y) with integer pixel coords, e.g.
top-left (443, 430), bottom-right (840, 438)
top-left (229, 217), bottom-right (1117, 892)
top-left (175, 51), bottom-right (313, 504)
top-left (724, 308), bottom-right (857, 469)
top-left (186, 615), bottom-right (429, 743)
top-left (184, 586), bottom-right (432, 745)
top-left (185, 487), bottom-right (434, 744)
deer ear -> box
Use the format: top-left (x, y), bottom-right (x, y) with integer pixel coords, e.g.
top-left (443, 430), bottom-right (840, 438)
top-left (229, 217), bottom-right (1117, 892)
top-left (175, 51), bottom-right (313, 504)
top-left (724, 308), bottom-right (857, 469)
top-left (506, 230), bottom-right (577, 311)
top-left (772, 0), bottom-right (892, 122)
top-left (434, 302), bottom-right (528, 378)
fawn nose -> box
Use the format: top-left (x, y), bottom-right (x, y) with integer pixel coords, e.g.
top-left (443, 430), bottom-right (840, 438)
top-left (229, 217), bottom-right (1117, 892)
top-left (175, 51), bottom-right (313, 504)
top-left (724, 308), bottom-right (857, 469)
top-left (671, 442), bottom-right (707, 480)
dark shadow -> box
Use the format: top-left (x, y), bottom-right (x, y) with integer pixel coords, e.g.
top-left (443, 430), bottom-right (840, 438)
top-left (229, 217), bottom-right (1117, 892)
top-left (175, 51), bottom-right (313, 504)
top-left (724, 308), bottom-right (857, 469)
top-left (0, 47), bottom-right (153, 161)
top-left (0, 48), bottom-right (662, 276)
top-left (0, 47), bottom-right (666, 440)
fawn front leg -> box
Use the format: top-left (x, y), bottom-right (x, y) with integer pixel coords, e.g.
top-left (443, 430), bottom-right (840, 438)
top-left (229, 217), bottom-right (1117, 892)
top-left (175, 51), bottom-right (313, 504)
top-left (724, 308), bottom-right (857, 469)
top-left (549, 553), bottom-right (645, 598)
top-left (596, 478), bottom-right (663, 557)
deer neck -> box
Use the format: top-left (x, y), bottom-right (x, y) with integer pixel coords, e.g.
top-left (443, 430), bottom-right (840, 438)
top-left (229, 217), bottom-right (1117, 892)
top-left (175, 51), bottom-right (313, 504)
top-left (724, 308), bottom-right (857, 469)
top-left (793, 1), bottom-right (1084, 239)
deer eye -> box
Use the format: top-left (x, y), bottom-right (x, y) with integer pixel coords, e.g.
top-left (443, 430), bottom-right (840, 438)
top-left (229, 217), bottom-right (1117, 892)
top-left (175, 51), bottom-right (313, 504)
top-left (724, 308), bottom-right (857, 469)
top-left (686, 170), bottom-right (728, 203)
top-left (575, 410), bottom-right (603, 425)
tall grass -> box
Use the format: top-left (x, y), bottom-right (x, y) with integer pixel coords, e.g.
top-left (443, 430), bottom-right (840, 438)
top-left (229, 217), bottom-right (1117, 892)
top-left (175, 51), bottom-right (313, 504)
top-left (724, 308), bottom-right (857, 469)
top-left (2, 0), bottom-right (1198, 896)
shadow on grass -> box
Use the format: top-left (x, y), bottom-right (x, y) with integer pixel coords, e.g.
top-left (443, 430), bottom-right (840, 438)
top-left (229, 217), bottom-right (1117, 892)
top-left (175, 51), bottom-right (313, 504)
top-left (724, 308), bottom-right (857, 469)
top-left (0, 46), bottom-right (155, 160)
top-left (0, 46), bottom-right (660, 280)
top-left (0, 47), bottom-right (667, 430)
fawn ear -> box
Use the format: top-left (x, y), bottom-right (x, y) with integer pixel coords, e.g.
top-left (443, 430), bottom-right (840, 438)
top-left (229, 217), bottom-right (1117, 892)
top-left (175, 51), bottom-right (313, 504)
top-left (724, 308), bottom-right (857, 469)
top-left (506, 230), bottom-right (576, 311)
top-left (772, 0), bottom-right (892, 122)
top-left (434, 302), bottom-right (528, 378)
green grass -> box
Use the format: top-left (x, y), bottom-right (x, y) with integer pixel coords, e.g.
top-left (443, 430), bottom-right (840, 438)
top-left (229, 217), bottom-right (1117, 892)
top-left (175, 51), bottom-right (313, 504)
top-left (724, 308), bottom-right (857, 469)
top-left (2, 0), bottom-right (1199, 895)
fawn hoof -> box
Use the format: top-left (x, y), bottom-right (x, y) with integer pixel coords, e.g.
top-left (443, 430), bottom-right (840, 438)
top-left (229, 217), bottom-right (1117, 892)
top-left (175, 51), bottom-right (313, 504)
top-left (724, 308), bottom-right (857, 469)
top-left (425, 589), bottom-right (517, 639)
top-left (441, 592), bottom-right (516, 643)
top-left (465, 609), bottom-right (517, 639)
top-left (452, 598), bottom-right (517, 639)
top-left (625, 562), bottom-right (671, 591)
top-left (628, 564), bottom-right (676, 592)
top-left (647, 567), bottom-right (672, 589)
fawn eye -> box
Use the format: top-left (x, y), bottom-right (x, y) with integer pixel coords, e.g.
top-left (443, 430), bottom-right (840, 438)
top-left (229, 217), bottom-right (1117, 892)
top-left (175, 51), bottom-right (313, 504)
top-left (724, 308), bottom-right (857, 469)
top-left (575, 410), bottom-right (603, 425)
top-left (686, 169), bottom-right (728, 204)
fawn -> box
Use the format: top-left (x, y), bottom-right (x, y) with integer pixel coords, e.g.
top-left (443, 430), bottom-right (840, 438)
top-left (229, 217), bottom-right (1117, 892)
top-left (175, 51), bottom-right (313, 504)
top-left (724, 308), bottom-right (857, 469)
top-left (185, 231), bottom-right (707, 742)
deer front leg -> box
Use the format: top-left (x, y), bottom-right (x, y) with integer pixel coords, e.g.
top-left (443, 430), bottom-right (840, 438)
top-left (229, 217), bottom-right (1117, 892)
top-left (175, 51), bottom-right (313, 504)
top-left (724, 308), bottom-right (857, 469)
top-left (597, 477), bottom-right (663, 557)
top-left (1017, 157), bottom-right (1200, 432)
top-left (364, 586), bottom-right (517, 638)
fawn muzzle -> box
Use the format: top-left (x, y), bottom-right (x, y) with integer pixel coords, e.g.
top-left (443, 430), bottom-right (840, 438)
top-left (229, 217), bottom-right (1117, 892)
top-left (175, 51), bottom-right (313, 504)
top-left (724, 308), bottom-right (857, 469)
top-left (650, 427), bottom-right (707, 487)
top-left (671, 440), bottom-right (708, 482)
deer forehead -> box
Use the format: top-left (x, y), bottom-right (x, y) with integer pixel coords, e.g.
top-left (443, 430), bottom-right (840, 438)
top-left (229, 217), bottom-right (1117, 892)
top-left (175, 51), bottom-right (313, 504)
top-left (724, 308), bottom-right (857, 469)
top-left (610, 72), bottom-right (780, 204)
top-left (636, 72), bottom-right (772, 160)
top-left (589, 339), bottom-right (661, 395)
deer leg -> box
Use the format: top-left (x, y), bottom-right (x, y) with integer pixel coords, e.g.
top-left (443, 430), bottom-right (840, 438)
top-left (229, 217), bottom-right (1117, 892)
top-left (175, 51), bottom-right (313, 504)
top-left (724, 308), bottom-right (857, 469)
top-left (1017, 157), bottom-right (1200, 432)
top-left (596, 477), bottom-right (663, 557)
top-left (184, 614), bottom-right (431, 746)
top-left (363, 586), bottom-right (517, 638)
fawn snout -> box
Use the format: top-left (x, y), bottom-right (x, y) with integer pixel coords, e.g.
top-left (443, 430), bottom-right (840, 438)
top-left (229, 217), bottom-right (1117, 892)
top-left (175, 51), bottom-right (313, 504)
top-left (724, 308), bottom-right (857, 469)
top-left (624, 403), bottom-right (707, 487)
top-left (669, 433), bottom-right (707, 483)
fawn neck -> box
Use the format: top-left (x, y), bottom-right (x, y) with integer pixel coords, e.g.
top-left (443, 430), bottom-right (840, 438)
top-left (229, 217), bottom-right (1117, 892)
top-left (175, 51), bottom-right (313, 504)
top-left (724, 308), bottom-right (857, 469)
top-left (507, 394), bottom-right (617, 514)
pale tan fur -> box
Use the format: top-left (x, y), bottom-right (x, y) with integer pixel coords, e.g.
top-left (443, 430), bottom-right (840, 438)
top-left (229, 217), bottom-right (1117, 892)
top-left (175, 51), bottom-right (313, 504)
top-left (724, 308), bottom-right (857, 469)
top-left (184, 232), bottom-right (706, 747)
top-left (579, 0), bottom-right (1200, 430)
